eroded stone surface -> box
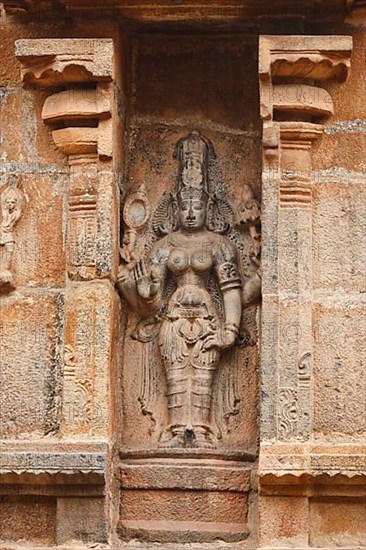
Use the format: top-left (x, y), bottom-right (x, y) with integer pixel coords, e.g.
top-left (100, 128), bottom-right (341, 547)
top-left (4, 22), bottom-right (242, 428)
top-left (0, 8), bottom-right (365, 550)
top-left (0, 291), bottom-right (64, 438)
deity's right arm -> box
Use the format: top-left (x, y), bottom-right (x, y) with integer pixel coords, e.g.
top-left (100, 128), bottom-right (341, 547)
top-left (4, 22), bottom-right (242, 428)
top-left (116, 263), bottom-right (141, 311)
top-left (139, 239), bottom-right (169, 308)
top-left (117, 239), bottom-right (169, 316)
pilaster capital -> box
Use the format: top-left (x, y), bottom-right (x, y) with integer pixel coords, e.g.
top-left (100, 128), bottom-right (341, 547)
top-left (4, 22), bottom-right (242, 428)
top-left (259, 35), bottom-right (353, 122)
top-left (15, 38), bottom-right (114, 86)
top-left (15, 38), bottom-right (114, 159)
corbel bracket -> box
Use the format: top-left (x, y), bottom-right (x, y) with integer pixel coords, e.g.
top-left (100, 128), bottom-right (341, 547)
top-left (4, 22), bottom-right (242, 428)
top-left (259, 35), bottom-right (353, 122)
top-left (15, 39), bottom-right (114, 159)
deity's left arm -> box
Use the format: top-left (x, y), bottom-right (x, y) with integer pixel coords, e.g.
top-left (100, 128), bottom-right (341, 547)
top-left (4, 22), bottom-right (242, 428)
top-left (215, 239), bottom-right (242, 344)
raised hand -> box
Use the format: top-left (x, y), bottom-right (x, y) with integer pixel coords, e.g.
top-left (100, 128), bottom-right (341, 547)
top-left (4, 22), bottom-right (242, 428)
top-left (134, 259), bottom-right (159, 300)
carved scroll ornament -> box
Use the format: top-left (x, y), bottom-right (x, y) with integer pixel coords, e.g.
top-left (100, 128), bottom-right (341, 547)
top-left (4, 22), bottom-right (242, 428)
top-left (117, 131), bottom-right (258, 450)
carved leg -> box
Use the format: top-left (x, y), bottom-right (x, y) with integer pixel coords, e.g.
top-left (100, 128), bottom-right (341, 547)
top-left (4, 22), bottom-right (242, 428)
top-left (0, 242), bottom-right (14, 286)
top-left (191, 357), bottom-right (218, 449)
top-left (159, 363), bottom-right (190, 448)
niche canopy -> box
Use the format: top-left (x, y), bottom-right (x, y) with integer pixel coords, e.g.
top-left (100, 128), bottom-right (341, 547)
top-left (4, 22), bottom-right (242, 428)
top-left (3, 0), bottom-right (357, 23)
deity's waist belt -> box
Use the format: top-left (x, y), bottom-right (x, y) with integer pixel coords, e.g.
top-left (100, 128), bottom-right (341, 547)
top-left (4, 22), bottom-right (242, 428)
top-left (167, 303), bottom-right (212, 320)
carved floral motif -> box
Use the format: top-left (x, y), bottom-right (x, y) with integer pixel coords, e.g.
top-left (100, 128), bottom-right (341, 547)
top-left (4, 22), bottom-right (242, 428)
top-left (278, 388), bottom-right (299, 439)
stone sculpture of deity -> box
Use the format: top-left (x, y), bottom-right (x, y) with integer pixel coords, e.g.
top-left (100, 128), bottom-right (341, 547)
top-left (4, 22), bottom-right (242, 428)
top-left (0, 181), bottom-right (24, 288)
top-left (118, 131), bottom-right (244, 449)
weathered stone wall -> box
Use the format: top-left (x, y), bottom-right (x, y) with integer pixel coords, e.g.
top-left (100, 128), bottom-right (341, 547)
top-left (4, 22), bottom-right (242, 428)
top-left (0, 3), bottom-right (365, 548)
top-left (312, 27), bottom-right (366, 443)
top-left (0, 10), bottom-right (123, 544)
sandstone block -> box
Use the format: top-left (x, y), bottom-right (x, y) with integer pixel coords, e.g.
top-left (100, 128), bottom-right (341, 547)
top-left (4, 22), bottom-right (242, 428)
top-left (259, 495), bottom-right (309, 547)
top-left (56, 496), bottom-right (107, 544)
top-left (310, 497), bottom-right (366, 547)
top-left (0, 291), bottom-right (64, 438)
top-left (0, 495), bottom-right (56, 544)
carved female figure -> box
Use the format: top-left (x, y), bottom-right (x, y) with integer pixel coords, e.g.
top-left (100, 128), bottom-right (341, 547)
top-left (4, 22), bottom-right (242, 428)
top-left (118, 131), bottom-right (242, 449)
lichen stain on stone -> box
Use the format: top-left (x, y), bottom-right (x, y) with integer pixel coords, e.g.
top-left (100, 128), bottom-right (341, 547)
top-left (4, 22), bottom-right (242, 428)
top-left (325, 119), bottom-right (366, 134)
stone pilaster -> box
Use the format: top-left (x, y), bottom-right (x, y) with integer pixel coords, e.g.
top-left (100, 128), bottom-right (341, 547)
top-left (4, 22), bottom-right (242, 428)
top-left (258, 34), bottom-right (360, 548)
top-left (15, 39), bottom-right (120, 439)
top-left (259, 33), bottom-right (352, 441)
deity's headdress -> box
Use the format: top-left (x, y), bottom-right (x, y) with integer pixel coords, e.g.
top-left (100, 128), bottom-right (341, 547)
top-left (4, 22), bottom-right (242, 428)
top-left (174, 130), bottom-right (215, 198)
top-left (153, 130), bottom-right (233, 236)
top-left (0, 176), bottom-right (23, 228)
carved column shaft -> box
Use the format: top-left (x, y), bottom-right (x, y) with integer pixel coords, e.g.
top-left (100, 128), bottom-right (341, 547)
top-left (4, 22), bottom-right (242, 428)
top-left (259, 35), bottom-right (353, 444)
top-left (15, 39), bottom-right (119, 437)
top-left (278, 122), bottom-right (321, 440)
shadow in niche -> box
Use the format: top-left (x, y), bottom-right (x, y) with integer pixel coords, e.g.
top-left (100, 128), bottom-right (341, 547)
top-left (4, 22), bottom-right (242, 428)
top-left (117, 32), bottom-right (261, 545)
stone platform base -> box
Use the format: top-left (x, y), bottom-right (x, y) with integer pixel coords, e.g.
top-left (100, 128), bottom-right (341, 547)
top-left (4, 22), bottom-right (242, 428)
top-left (118, 450), bottom-right (255, 543)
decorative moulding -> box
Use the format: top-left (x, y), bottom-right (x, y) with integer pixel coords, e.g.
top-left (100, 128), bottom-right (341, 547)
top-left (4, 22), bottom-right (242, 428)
top-left (15, 38), bottom-right (114, 86)
top-left (42, 87), bottom-right (111, 122)
top-left (273, 84), bottom-right (334, 119)
top-left (15, 38), bottom-right (114, 159)
top-left (3, 0), bottom-right (357, 23)
top-left (0, 451), bottom-right (105, 475)
top-left (259, 442), bottom-right (366, 486)
top-left (259, 35), bottom-right (353, 121)
top-left (0, 442), bottom-right (107, 475)
top-left (41, 87), bottom-right (112, 156)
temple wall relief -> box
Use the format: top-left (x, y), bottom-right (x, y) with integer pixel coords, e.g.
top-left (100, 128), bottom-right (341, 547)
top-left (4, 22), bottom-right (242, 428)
top-left (118, 131), bottom-right (260, 453)
top-left (0, 6), bottom-right (365, 547)
top-left (114, 35), bottom-right (262, 543)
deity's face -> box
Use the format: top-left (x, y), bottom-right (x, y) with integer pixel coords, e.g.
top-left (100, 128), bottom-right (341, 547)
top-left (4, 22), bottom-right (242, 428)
top-left (5, 197), bottom-right (17, 212)
top-left (178, 197), bottom-right (206, 231)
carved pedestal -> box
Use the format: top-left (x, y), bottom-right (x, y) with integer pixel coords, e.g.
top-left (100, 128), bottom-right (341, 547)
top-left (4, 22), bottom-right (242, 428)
top-left (119, 451), bottom-right (254, 543)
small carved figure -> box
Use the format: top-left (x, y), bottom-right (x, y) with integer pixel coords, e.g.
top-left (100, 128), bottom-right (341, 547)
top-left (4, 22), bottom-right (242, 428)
top-left (237, 183), bottom-right (262, 304)
top-left (118, 131), bottom-right (242, 449)
top-left (0, 179), bottom-right (24, 288)
top-left (237, 183), bottom-right (261, 248)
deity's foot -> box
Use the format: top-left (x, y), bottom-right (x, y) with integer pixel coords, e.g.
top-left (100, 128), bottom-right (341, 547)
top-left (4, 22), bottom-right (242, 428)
top-left (192, 429), bottom-right (217, 449)
top-left (159, 426), bottom-right (218, 450)
top-left (0, 270), bottom-right (13, 285)
top-left (159, 431), bottom-right (185, 449)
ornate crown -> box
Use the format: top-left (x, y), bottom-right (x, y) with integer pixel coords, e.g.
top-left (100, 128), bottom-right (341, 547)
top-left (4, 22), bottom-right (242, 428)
top-left (174, 130), bottom-right (215, 194)
top-left (177, 186), bottom-right (208, 203)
